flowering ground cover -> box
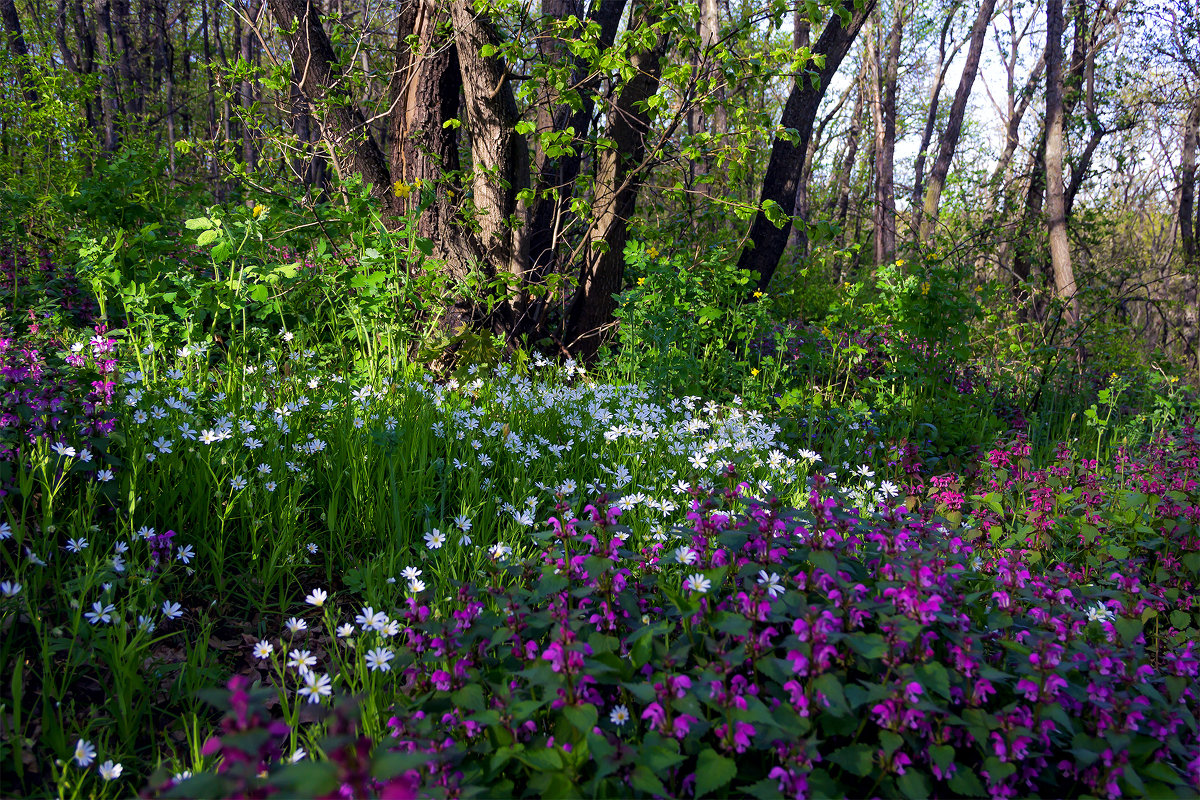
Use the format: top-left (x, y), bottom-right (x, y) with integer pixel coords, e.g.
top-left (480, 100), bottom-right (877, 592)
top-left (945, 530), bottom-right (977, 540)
top-left (0, 244), bottom-right (1198, 800)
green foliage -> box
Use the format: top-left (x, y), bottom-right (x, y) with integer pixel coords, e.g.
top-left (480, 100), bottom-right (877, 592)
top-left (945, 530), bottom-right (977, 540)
top-left (605, 241), bottom-right (775, 397)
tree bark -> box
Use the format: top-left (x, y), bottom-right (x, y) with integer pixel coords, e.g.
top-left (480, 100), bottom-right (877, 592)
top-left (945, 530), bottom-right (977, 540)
top-left (918, 0), bottom-right (996, 241)
top-left (94, 0), bottom-right (120, 151)
top-left (870, 6), bottom-right (903, 266)
top-left (1, 0), bottom-right (38, 105)
top-left (1045, 0), bottom-right (1077, 323)
top-left (910, 4), bottom-right (961, 230)
top-left (267, 0), bottom-right (394, 208)
top-left (1180, 98), bottom-right (1199, 268)
top-left (450, 3), bottom-right (531, 283)
top-left (565, 2), bottom-right (669, 357)
top-left (736, 0), bottom-right (877, 290)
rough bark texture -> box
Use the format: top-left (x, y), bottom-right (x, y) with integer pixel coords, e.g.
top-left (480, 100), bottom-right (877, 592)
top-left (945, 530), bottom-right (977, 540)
top-left (910, 5), bottom-right (959, 229)
top-left (1044, 0), bottom-right (1077, 323)
top-left (94, 0), bottom-right (120, 151)
top-left (736, 0), bottom-right (877, 290)
top-left (1, 0), bottom-right (38, 105)
top-left (450, 3), bottom-right (530, 282)
top-left (918, 0), bottom-right (997, 241)
top-left (871, 7), bottom-right (903, 266)
top-left (526, 0), bottom-right (626, 295)
top-left (565, 4), bottom-right (668, 358)
top-left (1182, 99), bottom-right (1199, 268)
top-left (267, 0), bottom-right (393, 210)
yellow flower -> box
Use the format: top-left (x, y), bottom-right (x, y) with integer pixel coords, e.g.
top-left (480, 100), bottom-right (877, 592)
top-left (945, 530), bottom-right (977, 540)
top-left (637, 277), bottom-right (646, 286)
top-left (750, 368), bottom-right (759, 377)
top-left (895, 259), bottom-right (905, 267)
top-left (921, 282), bottom-right (930, 295)
top-left (647, 246), bottom-right (659, 258)
top-left (252, 204), bottom-right (265, 219)
top-left (393, 181), bottom-right (411, 199)
top-left (753, 290), bottom-right (764, 299)
top-left (975, 285), bottom-right (982, 292)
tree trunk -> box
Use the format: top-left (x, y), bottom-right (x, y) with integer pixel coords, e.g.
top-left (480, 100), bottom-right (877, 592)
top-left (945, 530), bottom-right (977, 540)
top-left (94, 0), bottom-right (120, 151)
top-left (241, 0), bottom-right (261, 171)
top-left (910, 4), bottom-right (960, 231)
top-left (526, 0), bottom-right (626, 293)
top-left (918, 0), bottom-right (996, 241)
top-left (565, 2), bottom-right (669, 357)
top-left (1, 0), bottom-right (38, 105)
top-left (870, 6), bottom-right (902, 266)
top-left (266, 0), bottom-right (394, 209)
top-left (1180, 98), bottom-right (1199, 268)
top-left (736, 0), bottom-right (877, 289)
top-left (1045, 0), bottom-right (1077, 324)
top-left (829, 76), bottom-right (863, 231)
top-left (450, 3), bottom-right (531, 284)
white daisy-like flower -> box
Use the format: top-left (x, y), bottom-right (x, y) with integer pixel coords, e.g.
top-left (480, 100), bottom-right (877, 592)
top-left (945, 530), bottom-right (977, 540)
top-left (305, 588), bottom-right (328, 607)
top-left (609, 704), bottom-right (630, 726)
top-left (162, 600), bottom-right (184, 620)
top-left (365, 647), bottom-right (394, 672)
top-left (284, 617), bottom-right (308, 635)
top-left (336, 623), bottom-right (355, 639)
top-left (297, 671), bottom-right (332, 704)
top-left (287, 649), bottom-right (317, 673)
top-left (73, 738), bottom-right (96, 767)
top-left (98, 760), bottom-right (123, 780)
top-left (424, 529), bottom-right (446, 549)
top-left (757, 570), bottom-right (784, 598)
top-left (685, 573), bottom-right (711, 594)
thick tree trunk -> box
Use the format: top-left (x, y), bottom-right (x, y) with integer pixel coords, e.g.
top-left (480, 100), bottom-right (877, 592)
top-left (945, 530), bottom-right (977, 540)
top-left (450, 3), bottom-right (531, 283)
top-left (1045, 0), bottom-right (1077, 324)
top-left (1181, 99), bottom-right (1200, 268)
top-left (565, 3), bottom-right (669, 357)
top-left (918, 0), bottom-right (997, 241)
top-left (736, 0), bottom-right (877, 290)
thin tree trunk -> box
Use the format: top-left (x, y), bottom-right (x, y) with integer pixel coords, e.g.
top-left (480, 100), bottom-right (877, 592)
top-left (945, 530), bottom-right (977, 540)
top-left (1180, 99), bottom-right (1199, 268)
top-left (241, 0), bottom-right (261, 171)
top-left (94, 0), bottom-right (120, 151)
top-left (1045, 0), bottom-right (1077, 324)
top-left (1, 0), bottom-right (39, 105)
top-left (869, 7), bottom-right (902, 266)
top-left (918, 0), bottom-right (997, 241)
top-left (736, 0), bottom-right (877, 289)
top-left (830, 75), bottom-right (864, 230)
top-left (910, 5), bottom-right (960, 230)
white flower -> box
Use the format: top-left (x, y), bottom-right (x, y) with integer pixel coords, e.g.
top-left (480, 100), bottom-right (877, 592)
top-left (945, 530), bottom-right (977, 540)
top-left (757, 570), bottom-right (784, 598)
top-left (609, 704), bottom-right (630, 726)
top-left (0, 580), bottom-right (21, 597)
top-left (289, 748), bottom-right (307, 763)
top-left (85, 601), bottom-right (115, 624)
top-left (305, 588), bottom-right (328, 607)
top-left (336, 623), bottom-right (355, 639)
top-left (685, 573), bottom-right (711, 594)
top-left (253, 640), bottom-right (274, 659)
top-left (176, 545), bottom-right (195, 564)
top-left (408, 578), bottom-right (426, 593)
top-left (1086, 602), bottom-right (1115, 623)
top-left (257, 463), bottom-right (272, 475)
top-left (162, 600), bottom-right (184, 620)
top-left (400, 566), bottom-right (422, 581)
top-left (96, 469), bottom-right (115, 482)
top-left (454, 514), bottom-right (472, 532)
top-left (265, 481), bottom-right (277, 492)
top-left (424, 529), bottom-right (446, 549)
top-left (297, 671), bottom-right (332, 704)
top-left (0, 521), bottom-right (10, 540)
top-left (52, 442), bottom-right (77, 458)
top-left (65, 537), bottom-right (89, 553)
top-left (365, 647), bottom-right (395, 672)
top-left (355, 606), bottom-right (388, 631)
top-left (230, 476), bottom-right (248, 491)
top-left (287, 649), bottom-right (317, 673)
top-left (73, 739), bottom-right (96, 767)
top-left (674, 546), bottom-right (697, 565)
top-left (284, 617), bottom-right (308, 635)
top-left (98, 760), bottom-right (123, 780)
top-left (306, 542), bottom-right (318, 554)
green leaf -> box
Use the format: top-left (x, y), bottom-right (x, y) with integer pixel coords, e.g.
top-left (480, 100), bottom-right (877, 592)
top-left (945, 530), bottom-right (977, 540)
top-left (828, 744), bottom-right (874, 777)
top-left (898, 769), bottom-right (930, 799)
top-left (515, 120), bottom-right (535, 136)
top-left (630, 765), bottom-right (667, 795)
top-left (1169, 610), bottom-right (1191, 630)
top-left (948, 768), bottom-right (987, 797)
top-left (196, 229), bottom-right (220, 246)
top-left (762, 199), bottom-right (790, 229)
top-left (813, 673), bottom-right (849, 716)
top-left (452, 683), bottom-right (485, 712)
top-left (694, 749), bottom-right (737, 798)
top-left (914, 662), bottom-right (951, 699)
top-left (185, 217), bottom-right (213, 230)
top-left (563, 703), bottom-right (598, 735)
top-left (845, 633), bottom-right (887, 659)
